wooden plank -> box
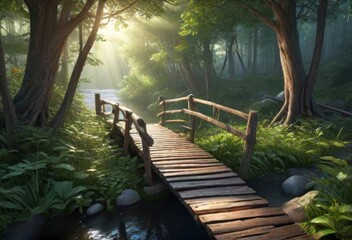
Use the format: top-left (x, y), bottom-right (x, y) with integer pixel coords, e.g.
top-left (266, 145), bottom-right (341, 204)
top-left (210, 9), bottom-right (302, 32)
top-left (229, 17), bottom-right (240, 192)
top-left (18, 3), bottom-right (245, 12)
top-left (167, 172), bottom-right (237, 182)
top-left (178, 186), bottom-right (256, 199)
top-left (151, 149), bottom-right (207, 154)
top-left (153, 159), bottom-right (220, 165)
top-left (162, 166), bottom-right (232, 178)
top-left (214, 226), bottom-right (275, 240)
top-left (151, 152), bottom-right (212, 157)
top-left (150, 144), bottom-right (202, 148)
top-left (170, 177), bottom-right (245, 191)
top-left (151, 155), bottom-right (215, 161)
top-left (190, 199), bottom-right (268, 215)
top-left (185, 195), bottom-right (262, 205)
top-left (208, 215), bottom-right (293, 235)
top-left (199, 207), bottom-right (285, 224)
top-left (155, 163), bottom-right (223, 169)
top-left (159, 165), bottom-right (229, 173)
top-left (238, 224), bottom-right (308, 240)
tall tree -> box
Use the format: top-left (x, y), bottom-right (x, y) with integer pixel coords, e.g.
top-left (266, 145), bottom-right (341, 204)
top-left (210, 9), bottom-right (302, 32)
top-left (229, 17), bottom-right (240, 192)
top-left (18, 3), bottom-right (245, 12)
top-left (0, 0), bottom-right (164, 129)
top-left (242, 0), bottom-right (328, 124)
top-left (180, 0), bottom-right (329, 124)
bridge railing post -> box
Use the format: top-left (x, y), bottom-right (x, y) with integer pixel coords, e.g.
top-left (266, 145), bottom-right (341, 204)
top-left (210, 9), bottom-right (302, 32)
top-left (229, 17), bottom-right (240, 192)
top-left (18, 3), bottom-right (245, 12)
top-left (111, 103), bottom-right (119, 134)
top-left (138, 118), bottom-right (153, 186)
top-left (158, 96), bottom-right (166, 126)
top-left (123, 111), bottom-right (132, 155)
top-left (238, 110), bottom-right (258, 179)
top-left (188, 94), bottom-right (195, 143)
top-left (95, 93), bottom-right (101, 116)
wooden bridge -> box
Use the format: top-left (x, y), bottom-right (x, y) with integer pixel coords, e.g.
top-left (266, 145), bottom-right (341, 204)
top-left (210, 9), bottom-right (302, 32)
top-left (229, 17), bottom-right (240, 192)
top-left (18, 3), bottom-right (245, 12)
top-left (95, 94), bottom-right (310, 240)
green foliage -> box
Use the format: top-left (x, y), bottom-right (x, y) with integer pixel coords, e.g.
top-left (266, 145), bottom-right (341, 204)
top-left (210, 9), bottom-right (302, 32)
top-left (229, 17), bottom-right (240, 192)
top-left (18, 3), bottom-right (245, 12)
top-left (302, 165), bottom-right (352, 239)
top-left (0, 112), bottom-right (144, 235)
top-left (196, 120), bottom-right (347, 178)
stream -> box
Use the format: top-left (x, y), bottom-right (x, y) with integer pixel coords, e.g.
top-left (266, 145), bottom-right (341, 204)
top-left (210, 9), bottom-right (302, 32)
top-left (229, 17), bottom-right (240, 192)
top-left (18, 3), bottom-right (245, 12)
top-left (80, 89), bottom-right (157, 123)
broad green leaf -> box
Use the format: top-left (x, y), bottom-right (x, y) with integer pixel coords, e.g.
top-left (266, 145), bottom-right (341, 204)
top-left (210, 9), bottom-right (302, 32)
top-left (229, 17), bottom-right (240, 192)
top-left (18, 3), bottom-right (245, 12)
top-left (313, 229), bottom-right (336, 239)
top-left (53, 163), bottom-right (75, 171)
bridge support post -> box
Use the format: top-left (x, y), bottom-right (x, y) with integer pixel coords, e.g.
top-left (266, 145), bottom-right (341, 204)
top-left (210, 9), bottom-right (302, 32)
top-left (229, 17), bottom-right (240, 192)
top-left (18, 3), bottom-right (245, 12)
top-left (158, 96), bottom-right (166, 125)
top-left (95, 93), bottom-right (101, 116)
top-left (188, 94), bottom-right (196, 143)
top-left (239, 111), bottom-right (258, 179)
top-left (123, 111), bottom-right (132, 155)
top-left (139, 119), bottom-right (153, 186)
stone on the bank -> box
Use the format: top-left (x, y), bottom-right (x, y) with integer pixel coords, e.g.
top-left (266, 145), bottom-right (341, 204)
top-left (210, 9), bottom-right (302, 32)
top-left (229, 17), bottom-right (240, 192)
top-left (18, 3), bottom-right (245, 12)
top-left (276, 91), bottom-right (285, 101)
top-left (282, 191), bottom-right (318, 223)
top-left (116, 189), bottom-right (141, 206)
top-left (281, 175), bottom-right (310, 197)
top-left (86, 203), bottom-right (104, 216)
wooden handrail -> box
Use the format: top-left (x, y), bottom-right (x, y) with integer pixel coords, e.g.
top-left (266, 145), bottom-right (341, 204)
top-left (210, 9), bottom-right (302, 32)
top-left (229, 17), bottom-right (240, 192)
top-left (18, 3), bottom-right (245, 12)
top-left (157, 94), bottom-right (258, 178)
top-left (95, 93), bottom-right (154, 185)
top-left (182, 108), bottom-right (247, 140)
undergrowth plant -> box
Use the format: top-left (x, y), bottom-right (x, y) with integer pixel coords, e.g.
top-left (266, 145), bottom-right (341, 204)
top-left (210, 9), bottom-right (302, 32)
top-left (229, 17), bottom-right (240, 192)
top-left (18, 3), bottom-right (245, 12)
top-left (0, 112), bottom-right (144, 235)
top-left (196, 119), bottom-right (347, 178)
top-left (302, 164), bottom-right (352, 240)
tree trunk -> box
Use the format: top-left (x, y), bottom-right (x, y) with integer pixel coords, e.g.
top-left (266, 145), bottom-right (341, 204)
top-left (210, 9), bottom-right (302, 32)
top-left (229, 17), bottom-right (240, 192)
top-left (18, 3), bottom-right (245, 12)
top-left (203, 38), bottom-right (213, 99)
top-left (234, 34), bottom-right (247, 74)
top-left (228, 35), bottom-right (236, 78)
top-left (0, 33), bottom-right (17, 134)
top-left (252, 25), bottom-right (258, 74)
top-left (13, 2), bottom-right (65, 126)
top-left (50, 0), bottom-right (106, 129)
top-left (13, 0), bottom-right (94, 126)
top-left (304, 0), bottom-right (328, 117)
top-left (272, 0), bottom-right (328, 124)
top-left (242, 1), bottom-right (328, 125)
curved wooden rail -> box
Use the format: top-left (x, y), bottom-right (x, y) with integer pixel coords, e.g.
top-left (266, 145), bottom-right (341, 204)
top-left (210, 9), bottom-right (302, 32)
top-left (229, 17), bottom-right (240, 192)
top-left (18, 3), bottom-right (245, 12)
top-left (95, 93), bottom-right (154, 185)
top-left (158, 94), bottom-right (258, 178)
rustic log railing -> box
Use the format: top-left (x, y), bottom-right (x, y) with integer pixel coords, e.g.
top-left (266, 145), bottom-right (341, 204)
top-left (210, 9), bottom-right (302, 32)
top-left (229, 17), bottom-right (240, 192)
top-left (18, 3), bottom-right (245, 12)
top-left (95, 93), bottom-right (154, 185)
top-left (158, 94), bottom-right (258, 178)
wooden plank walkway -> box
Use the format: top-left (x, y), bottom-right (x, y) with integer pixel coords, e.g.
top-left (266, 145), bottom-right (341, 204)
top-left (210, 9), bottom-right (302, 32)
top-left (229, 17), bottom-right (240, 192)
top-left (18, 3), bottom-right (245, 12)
top-left (130, 124), bottom-right (310, 240)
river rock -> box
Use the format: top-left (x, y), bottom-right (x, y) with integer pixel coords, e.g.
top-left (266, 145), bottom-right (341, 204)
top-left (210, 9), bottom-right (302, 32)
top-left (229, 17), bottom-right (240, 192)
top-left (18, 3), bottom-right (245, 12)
top-left (116, 189), bottom-right (141, 206)
top-left (281, 175), bottom-right (310, 197)
top-left (86, 203), bottom-right (104, 216)
top-left (276, 91), bottom-right (285, 101)
top-left (282, 190), bottom-right (318, 223)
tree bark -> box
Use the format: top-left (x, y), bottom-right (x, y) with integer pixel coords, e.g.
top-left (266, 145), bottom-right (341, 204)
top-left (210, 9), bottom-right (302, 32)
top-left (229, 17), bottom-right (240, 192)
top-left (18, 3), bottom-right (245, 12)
top-left (0, 33), bottom-right (17, 134)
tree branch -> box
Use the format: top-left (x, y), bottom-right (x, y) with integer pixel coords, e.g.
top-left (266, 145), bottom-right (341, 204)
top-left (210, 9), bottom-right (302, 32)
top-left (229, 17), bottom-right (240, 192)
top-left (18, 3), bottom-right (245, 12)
top-left (60, 0), bottom-right (96, 36)
top-left (102, 0), bottom-right (140, 20)
top-left (240, 1), bottom-right (277, 30)
top-left (58, 0), bottom-right (74, 24)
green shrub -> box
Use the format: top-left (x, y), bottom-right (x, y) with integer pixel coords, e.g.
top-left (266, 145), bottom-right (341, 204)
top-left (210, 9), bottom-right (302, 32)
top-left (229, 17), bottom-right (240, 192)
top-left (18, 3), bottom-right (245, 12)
top-left (302, 165), bottom-right (352, 240)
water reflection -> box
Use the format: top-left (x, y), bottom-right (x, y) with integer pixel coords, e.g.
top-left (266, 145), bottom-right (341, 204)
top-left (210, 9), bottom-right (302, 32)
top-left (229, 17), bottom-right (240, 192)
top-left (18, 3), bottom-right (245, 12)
top-left (68, 197), bottom-right (211, 240)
